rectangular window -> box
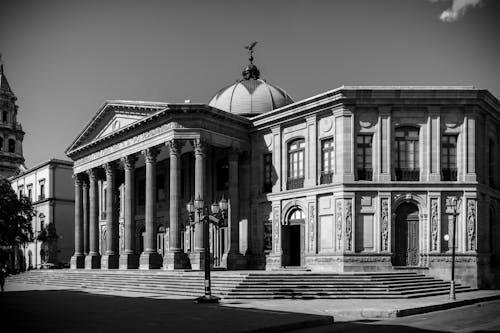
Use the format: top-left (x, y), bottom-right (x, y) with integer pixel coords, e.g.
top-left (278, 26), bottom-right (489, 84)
top-left (39, 180), bottom-right (46, 200)
top-left (356, 135), bottom-right (373, 181)
top-left (395, 127), bottom-right (420, 181)
top-left (287, 139), bottom-right (306, 189)
top-left (441, 135), bottom-right (457, 181)
top-left (320, 138), bottom-right (334, 184)
top-left (263, 153), bottom-right (273, 193)
top-left (489, 139), bottom-right (495, 187)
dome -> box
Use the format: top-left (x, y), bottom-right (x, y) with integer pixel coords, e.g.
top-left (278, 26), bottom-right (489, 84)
top-left (209, 62), bottom-right (293, 116)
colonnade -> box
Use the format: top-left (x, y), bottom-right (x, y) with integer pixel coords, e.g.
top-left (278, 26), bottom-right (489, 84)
top-left (70, 138), bottom-right (242, 270)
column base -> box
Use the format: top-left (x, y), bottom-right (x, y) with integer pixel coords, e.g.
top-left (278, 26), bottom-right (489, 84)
top-left (70, 254), bottom-right (85, 269)
top-left (221, 251), bottom-right (247, 270)
top-left (101, 254), bottom-right (119, 269)
top-left (139, 251), bottom-right (163, 270)
top-left (163, 251), bottom-right (190, 270)
top-left (85, 254), bottom-right (101, 269)
top-left (189, 251), bottom-right (210, 270)
top-left (119, 253), bottom-right (139, 269)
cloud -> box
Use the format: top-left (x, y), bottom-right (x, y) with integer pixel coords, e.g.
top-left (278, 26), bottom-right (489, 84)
top-left (429, 0), bottom-right (483, 22)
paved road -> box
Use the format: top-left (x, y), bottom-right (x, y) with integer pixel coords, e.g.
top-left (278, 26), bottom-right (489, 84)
top-left (0, 289), bottom-right (331, 332)
top-left (291, 300), bottom-right (500, 332)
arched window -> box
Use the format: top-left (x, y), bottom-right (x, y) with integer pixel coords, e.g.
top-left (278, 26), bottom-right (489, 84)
top-left (395, 127), bottom-right (419, 181)
top-left (287, 138), bottom-right (305, 189)
top-left (8, 138), bottom-right (15, 153)
top-left (288, 209), bottom-right (305, 223)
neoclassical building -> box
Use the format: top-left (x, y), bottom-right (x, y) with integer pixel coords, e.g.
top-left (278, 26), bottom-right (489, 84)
top-left (0, 61), bottom-right (25, 178)
top-left (66, 59), bottom-right (500, 288)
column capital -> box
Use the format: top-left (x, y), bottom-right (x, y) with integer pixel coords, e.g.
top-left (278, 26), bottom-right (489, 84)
top-left (86, 168), bottom-right (100, 181)
top-left (73, 173), bottom-right (85, 185)
top-left (193, 138), bottom-right (208, 155)
top-left (166, 139), bottom-right (185, 156)
top-left (121, 154), bottom-right (138, 170)
top-left (142, 147), bottom-right (160, 163)
top-left (103, 161), bottom-right (117, 176)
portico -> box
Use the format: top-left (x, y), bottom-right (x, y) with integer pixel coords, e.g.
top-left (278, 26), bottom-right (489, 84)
top-left (67, 102), bottom-right (250, 270)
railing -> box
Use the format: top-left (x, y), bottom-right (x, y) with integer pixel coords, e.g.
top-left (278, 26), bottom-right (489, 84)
top-left (395, 168), bottom-right (420, 181)
top-left (263, 182), bottom-right (273, 193)
top-left (441, 168), bottom-right (457, 181)
top-left (287, 177), bottom-right (304, 190)
top-left (320, 171), bottom-right (333, 184)
top-left (357, 168), bottom-right (373, 181)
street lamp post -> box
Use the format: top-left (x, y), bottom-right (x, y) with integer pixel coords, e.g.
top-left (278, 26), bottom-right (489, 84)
top-left (186, 195), bottom-right (228, 303)
top-left (446, 196), bottom-right (461, 301)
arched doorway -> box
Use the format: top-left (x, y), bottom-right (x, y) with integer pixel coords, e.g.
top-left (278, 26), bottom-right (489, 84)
top-left (394, 203), bottom-right (420, 266)
top-left (282, 209), bottom-right (305, 267)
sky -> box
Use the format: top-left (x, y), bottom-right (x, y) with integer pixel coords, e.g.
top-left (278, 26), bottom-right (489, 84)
top-left (1, 0), bottom-right (499, 168)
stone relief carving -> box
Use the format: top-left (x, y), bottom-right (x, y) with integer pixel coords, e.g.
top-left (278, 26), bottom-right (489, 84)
top-left (309, 204), bottom-right (315, 253)
top-left (193, 138), bottom-right (208, 155)
top-left (467, 200), bottom-right (476, 251)
top-left (345, 200), bottom-right (353, 251)
top-left (381, 199), bottom-right (389, 252)
top-left (273, 206), bottom-right (280, 253)
top-left (166, 139), bottom-right (184, 156)
top-left (357, 110), bottom-right (377, 130)
top-left (319, 117), bottom-right (333, 133)
top-left (431, 199), bottom-right (439, 252)
top-left (142, 147), bottom-right (159, 163)
top-left (336, 200), bottom-right (342, 251)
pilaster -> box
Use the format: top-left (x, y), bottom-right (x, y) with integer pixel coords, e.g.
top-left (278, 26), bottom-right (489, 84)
top-left (333, 107), bottom-right (355, 183)
top-left (70, 173), bottom-right (85, 269)
top-left (428, 107), bottom-right (441, 181)
top-left (378, 107), bottom-right (391, 182)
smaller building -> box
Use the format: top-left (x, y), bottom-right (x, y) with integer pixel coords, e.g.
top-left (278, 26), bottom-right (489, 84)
top-left (10, 159), bottom-right (74, 269)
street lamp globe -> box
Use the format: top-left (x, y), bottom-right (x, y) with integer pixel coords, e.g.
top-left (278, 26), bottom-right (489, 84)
top-left (211, 202), bottom-right (220, 214)
top-left (194, 195), bottom-right (204, 211)
top-left (186, 200), bottom-right (195, 214)
top-left (219, 196), bottom-right (228, 211)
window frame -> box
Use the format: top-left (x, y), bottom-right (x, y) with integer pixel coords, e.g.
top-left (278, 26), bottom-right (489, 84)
top-left (287, 138), bottom-right (306, 189)
top-left (356, 134), bottom-right (373, 181)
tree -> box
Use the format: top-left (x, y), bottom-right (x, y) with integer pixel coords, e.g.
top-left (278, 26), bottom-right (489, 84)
top-left (36, 222), bottom-right (59, 264)
top-left (0, 178), bottom-right (34, 265)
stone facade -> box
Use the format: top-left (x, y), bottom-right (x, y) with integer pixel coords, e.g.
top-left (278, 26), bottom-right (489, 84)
top-left (66, 87), bottom-right (500, 289)
top-left (10, 159), bottom-right (75, 268)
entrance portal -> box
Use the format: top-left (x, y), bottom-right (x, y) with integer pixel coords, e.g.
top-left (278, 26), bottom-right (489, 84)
top-left (282, 209), bottom-right (305, 267)
top-left (394, 203), bottom-right (420, 266)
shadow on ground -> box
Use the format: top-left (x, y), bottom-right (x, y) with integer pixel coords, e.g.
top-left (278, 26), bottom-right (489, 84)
top-left (0, 290), bottom-right (331, 333)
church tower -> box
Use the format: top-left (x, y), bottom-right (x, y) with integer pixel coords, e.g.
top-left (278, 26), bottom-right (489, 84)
top-left (0, 57), bottom-right (25, 178)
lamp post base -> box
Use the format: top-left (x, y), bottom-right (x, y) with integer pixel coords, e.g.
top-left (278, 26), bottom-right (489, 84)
top-left (195, 295), bottom-right (220, 304)
top-left (449, 280), bottom-right (456, 300)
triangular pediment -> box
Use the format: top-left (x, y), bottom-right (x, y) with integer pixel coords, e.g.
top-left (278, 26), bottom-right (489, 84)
top-left (66, 101), bottom-right (168, 154)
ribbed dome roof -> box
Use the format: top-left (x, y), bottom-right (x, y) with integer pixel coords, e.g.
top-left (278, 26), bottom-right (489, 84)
top-left (209, 59), bottom-right (293, 116)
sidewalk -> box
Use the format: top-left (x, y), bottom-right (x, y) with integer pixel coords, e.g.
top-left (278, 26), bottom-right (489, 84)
top-left (220, 290), bottom-right (500, 321)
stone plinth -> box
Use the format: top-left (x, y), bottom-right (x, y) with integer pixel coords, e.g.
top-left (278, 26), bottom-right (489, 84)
top-left (163, 251), bottom-right (189, 270)
top-left (85, 254), bottom-right (101, 269)
top-left (139, 252), bottom-right (162, 270)
top-left (101, 254), bottom-right (119, 269)
top-left (70, 254), bottom-right (85, 269)
top-left (119, 253), bottom-right (139, 269)
top-left (189, 251), bottom-right (208, 270)
top-left (221, 252), bottom-right (247, 270)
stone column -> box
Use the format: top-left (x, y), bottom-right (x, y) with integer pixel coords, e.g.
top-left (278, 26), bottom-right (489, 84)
top-left (222, 148), bottom-right (246, 269)
top-left (164, 139), bottom-right (189, 269)
top-left (82, 178), bottom-right (90, 255)
top-left (101, 161), bottom-right (119, 269)
top-left (139, 147), bottom-right (162, 269)
top-left (119, 155), bottom-right (139, 269)
top-left (191, 138), bottom-right (207, 270)
top-left (70, 174), bottom-right (85, 268)
top-left (85, 169), bottom-right (101, 269)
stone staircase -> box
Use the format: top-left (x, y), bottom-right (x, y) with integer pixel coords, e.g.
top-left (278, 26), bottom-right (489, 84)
top-left (7, 270), bottom-right (476, 299)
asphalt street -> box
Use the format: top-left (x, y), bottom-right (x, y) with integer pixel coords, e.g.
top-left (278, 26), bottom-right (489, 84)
top-left (291, 300), bottom-right (500, 332)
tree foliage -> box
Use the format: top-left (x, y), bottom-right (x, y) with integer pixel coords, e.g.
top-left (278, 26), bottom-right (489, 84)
top-left (0, 178), bottom-right (35, 247)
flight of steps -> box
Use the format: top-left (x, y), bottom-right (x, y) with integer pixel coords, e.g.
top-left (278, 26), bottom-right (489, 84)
top-left (7, 270), bottom-right (476, 299)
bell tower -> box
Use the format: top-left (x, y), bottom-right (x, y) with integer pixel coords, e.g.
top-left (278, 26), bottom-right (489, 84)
top-left (0, 55), bottom-right (25, 178)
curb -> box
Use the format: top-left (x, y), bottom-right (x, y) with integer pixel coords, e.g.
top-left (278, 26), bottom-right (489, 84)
top-left (395, 294), bottom-right (500, 317)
